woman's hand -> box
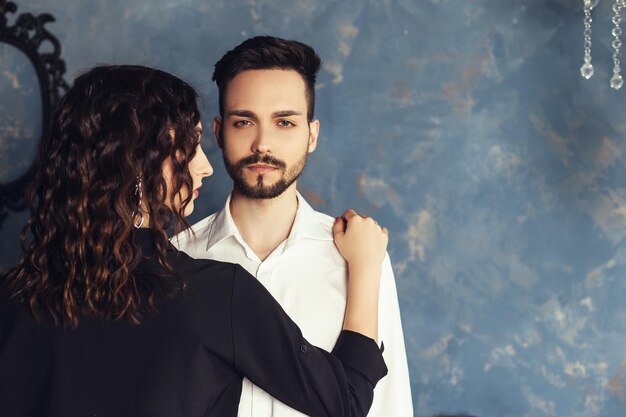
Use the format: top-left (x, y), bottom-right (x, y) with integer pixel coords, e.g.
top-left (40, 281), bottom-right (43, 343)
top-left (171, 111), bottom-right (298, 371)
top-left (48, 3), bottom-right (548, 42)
top-left (332, 209), bottom-right (388, 269)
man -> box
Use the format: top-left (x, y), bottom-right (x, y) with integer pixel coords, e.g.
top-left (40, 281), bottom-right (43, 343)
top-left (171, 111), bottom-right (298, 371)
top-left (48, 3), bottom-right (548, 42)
top-left (174, 36), bottom-right (413, 417)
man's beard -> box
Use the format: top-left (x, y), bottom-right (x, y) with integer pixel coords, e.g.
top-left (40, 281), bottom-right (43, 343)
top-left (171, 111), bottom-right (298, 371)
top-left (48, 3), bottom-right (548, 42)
top-left (223, 151), bottom-right (308, 199)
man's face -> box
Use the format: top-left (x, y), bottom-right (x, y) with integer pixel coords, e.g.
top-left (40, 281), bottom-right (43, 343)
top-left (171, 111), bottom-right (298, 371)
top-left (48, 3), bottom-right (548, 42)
top-left (215, 69), bottom-right (319, 199)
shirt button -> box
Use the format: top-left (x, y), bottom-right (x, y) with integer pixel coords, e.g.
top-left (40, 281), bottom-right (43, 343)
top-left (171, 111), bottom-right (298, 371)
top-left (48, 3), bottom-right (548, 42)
top-left (300, 344), bottom-right (308, 353)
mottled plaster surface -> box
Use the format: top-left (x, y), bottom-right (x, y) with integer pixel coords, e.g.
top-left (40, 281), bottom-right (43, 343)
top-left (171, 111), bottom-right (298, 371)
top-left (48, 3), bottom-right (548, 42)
top-left (2, 1), bottom-right (626, 416)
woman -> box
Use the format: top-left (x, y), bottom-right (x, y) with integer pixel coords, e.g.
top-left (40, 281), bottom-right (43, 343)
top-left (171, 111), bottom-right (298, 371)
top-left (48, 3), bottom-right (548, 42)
top-left (0, 65), bottom-right (389, 417)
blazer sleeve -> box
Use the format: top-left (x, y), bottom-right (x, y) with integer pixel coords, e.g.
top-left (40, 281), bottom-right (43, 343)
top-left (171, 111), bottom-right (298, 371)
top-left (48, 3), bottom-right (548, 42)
top-left (228, 264), bottom-right (387, 417)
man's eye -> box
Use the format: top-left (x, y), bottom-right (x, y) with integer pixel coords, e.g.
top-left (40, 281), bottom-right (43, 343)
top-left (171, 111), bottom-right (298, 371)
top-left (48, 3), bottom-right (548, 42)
top-left (234, 120), bottom-right (251, 127)
top-left (278, 120), bottom-right (294, 127)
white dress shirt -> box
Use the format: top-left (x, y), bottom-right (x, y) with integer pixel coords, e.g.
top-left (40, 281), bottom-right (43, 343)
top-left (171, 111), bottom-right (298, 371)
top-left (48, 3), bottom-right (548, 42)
top-left (173, 192), bottom-right (413, 417)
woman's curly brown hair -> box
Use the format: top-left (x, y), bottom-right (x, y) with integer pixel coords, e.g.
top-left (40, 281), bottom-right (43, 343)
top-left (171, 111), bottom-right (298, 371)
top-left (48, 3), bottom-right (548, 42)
top-left (4, 65), bottom-right (202, 328)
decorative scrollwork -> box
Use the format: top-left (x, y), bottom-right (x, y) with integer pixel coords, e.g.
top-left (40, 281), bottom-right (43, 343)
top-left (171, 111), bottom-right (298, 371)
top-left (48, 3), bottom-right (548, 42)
top-left (0, 0), bottom-right (69, 228)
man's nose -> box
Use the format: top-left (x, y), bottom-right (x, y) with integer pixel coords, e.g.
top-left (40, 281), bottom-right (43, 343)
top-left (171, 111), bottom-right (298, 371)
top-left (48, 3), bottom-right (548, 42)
top-left (251, 124), bottom-right (272, 154)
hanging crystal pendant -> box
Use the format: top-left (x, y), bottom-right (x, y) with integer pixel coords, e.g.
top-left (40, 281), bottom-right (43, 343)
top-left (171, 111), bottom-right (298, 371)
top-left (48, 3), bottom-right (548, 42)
top-left (581, 0), bottom-right (595, 79)
top-left (610, 73), bottom-right (624, 89)
top-left (610, 0), bottom-right (623, 89)
top-left (581, 62), bottom-right (595, 79)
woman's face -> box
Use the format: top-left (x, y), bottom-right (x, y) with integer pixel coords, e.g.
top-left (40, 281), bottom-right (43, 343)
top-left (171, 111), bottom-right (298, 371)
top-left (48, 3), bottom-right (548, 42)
top-left (162, 122), bottom-right (213, 217)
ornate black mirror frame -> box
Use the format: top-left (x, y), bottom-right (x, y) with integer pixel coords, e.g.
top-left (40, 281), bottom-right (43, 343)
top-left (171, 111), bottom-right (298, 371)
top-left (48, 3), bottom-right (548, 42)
top-left (0, 0), bottom-right (69, 229)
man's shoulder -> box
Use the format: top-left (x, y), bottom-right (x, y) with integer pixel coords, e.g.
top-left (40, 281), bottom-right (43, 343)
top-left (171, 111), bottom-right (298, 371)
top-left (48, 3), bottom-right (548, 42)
top-left (310, 209), bottom-right (336, 230)
top-left (298, 206), bottom-right (338, 240)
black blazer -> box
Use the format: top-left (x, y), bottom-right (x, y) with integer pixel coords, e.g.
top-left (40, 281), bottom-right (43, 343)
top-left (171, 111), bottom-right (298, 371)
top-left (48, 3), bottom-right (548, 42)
top-left (0, 230), bottom-right (387, 417)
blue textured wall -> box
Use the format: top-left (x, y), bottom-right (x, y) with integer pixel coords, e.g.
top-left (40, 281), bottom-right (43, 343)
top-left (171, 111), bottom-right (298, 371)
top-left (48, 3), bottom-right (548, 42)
top-left (2, 1), bottom-right (626, 416)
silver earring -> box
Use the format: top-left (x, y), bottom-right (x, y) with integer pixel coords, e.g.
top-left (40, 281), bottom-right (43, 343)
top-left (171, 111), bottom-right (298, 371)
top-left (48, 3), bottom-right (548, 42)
top-left (132, 176), bottom-right (144, 228)
top-left (581, 0), bottom-right (595, 79)
top-left (610, 0), bottom-right (624, 90)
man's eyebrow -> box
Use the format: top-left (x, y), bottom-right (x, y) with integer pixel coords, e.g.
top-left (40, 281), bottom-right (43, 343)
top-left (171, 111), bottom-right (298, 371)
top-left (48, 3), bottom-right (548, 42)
top-left (273, 110), bottom-right (303, 118)
top-left (225, 110), bottom-right (257, 118)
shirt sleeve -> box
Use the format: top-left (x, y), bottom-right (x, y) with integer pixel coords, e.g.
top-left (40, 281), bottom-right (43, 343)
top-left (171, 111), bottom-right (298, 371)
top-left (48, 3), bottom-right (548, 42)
top-left (367, 253), bottom-right (414, 417)
top-left (228, 264), bottom-right (388, 417)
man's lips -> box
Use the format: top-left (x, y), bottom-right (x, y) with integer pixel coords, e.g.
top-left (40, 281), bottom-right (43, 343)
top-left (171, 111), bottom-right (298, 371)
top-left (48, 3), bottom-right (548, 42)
top-left (246, 164), bottom-right (278, 174)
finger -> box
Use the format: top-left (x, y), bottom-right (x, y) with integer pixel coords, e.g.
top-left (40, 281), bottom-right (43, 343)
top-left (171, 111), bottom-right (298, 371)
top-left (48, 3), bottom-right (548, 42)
top-left (358, 216), bottom-right (380, 229)
top-left (332, 216), bottom-right (345, 237)
top-left (341, 209), bottom-right (359, 222)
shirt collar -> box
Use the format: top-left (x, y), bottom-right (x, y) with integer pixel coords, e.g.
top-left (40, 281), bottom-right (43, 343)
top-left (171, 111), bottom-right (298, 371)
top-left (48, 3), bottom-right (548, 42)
top-left (205, 193), bottom-right (243, 250)
top-left (206, 191), bottom-right (332, 252)
top-left (288, 191), bottom-right (333, 242)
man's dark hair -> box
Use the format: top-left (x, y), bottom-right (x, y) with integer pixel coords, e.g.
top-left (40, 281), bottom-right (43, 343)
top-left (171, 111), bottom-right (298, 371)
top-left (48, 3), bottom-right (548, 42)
top-left (212, 35), bottom-right (322, 121)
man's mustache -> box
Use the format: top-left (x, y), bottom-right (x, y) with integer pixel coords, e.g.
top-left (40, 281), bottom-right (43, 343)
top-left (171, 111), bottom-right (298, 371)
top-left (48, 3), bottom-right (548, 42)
top-left (236, 154), bottom-right (287, 170)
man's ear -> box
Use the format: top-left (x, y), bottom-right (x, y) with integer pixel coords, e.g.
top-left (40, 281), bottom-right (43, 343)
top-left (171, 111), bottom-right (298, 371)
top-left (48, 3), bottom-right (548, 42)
top-left (308, 119), bottom-right (320, 153)
top-left (213, 116), bottom-right (224, 149)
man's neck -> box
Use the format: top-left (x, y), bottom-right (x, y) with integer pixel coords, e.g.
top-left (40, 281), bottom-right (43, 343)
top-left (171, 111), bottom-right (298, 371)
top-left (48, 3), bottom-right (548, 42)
top-left (229, 184), bottom-right (299, 261)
